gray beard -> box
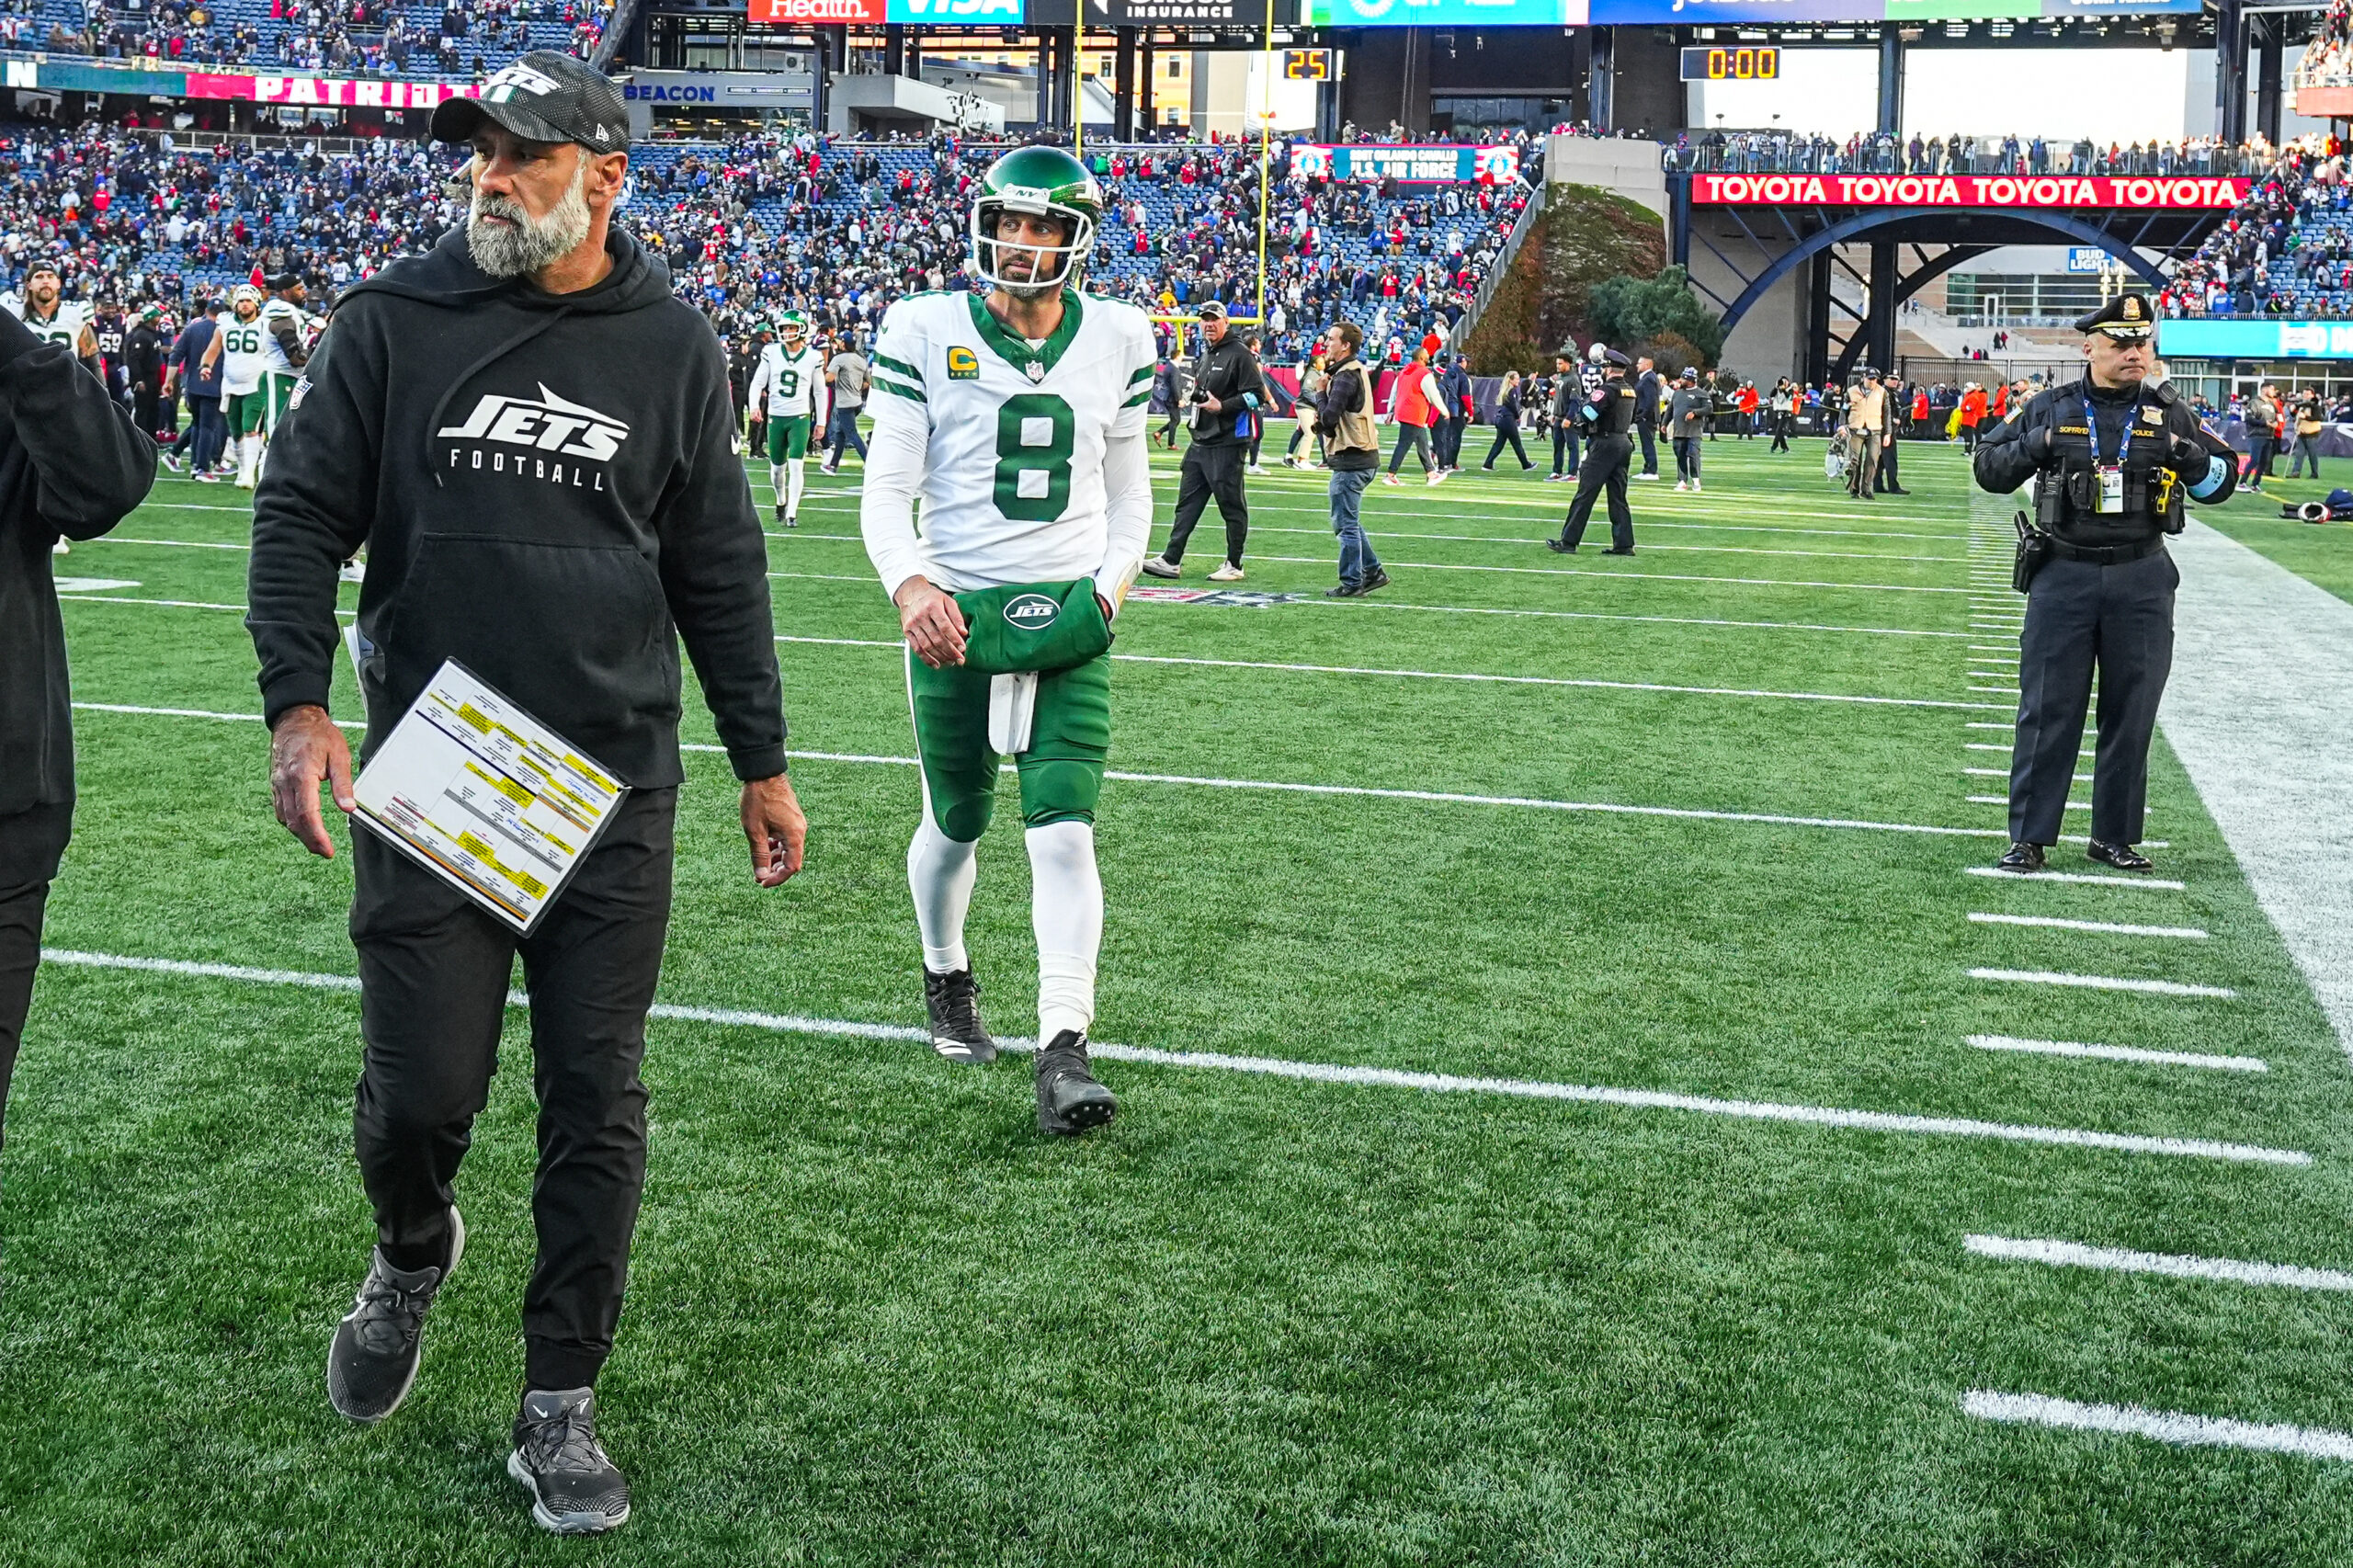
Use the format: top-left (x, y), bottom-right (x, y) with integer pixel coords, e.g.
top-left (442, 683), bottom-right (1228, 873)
top-left (466, 164), bottom-right (591, 279)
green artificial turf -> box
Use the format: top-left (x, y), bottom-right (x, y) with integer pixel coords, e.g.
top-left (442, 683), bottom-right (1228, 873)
top-left (2195, 466), bottom-right (2353, 608)
top-left (5, 436), bottom-right (2351, 1565)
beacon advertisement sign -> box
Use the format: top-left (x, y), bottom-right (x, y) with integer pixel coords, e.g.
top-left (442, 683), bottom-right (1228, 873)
top-left (1690, 173), bottom-right (2251, 210)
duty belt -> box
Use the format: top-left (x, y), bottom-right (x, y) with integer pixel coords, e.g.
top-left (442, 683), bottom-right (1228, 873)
top-left (2045, 536), bottom-right (2164, 565)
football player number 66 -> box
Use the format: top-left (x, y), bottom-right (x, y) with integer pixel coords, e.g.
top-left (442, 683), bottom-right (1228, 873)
top-left (994, 392), bottom-right (1075, 522)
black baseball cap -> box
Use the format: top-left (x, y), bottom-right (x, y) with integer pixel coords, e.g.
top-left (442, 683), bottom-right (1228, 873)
top-left (431, 52), bottom-right (630, 153)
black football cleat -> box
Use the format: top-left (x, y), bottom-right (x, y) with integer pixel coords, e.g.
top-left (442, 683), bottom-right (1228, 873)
top-left (508, 1387), bottom-right (631, 1536)
top-left (1035, 1029), bottom-right (1116, 1136)
top-left (1546, 538), bottom-right (1577, 553)
top-left (1359, 567), bottom-right (1390, 594)
top-left (1996, 842), bottom-right (2046, 873)
top-left (327, 1208), bottom-right (463, 1424)
top-left (2086, 840), bottom-right (2154, 872)
top-left (924, 967), bottom-right (996, 1064)
top-left (1599, 546), bottom-right (1635, 556)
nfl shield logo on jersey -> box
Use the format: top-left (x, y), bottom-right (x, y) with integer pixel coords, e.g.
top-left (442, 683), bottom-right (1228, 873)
top-left (1025, 362), bottom-right (1046, 384)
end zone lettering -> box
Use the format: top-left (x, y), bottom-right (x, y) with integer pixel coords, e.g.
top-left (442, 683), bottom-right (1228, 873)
top-left (1692, 174), bottom-right (2250, 210)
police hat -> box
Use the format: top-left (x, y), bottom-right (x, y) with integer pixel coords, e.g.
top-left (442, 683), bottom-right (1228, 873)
top-left (2075, 292), bottom-right (2155, 341)
top-left (1602, 348), bottom-right (1631, 368)
top-left (431, 52), bottom-right (630, 154)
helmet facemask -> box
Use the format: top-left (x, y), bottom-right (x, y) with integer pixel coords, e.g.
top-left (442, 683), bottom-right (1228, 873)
top-left (972, 199), bottom-right (1093, 300)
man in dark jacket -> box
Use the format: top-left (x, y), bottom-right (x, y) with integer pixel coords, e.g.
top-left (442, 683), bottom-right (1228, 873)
top-left (1547, 348), bottom-right (1580, 481)
top-left (1434, 351), bottom-right (1472, 472)
top-left (124, 304), bottom-right (168, 440)
top-left (0, 307), bottom-right (158, 1205)
top-left (1632, 355), bottom-right (1663, 479)
top-left (1142, 299), bottom-right (1266, 581)
top-left (163, 300), bottom-right (225, 477)
top-left (246, 53), bottom-right (805, 1537)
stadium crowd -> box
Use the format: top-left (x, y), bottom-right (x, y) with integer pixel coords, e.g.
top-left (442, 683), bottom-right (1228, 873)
top-left (0, 120), bottom-right (1540, 371)
top-left (2158, 132), bottom-right (2353, 317)
top-left (3, 0), bottom-right (612, 76)
top-left (1667, 127), bottom-right (2268, 177)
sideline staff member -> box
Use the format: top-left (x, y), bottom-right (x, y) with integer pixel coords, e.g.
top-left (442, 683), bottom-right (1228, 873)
top-left (0, 303), bottom-right (156, 1192)
top-left (1142, 298), bottom-right (1264, 582)
top-left (1550, 347), bottom-right (1638, 554)
top-left (247, 54), bottom-right (805, 1536)
top-left (1972, 293), bottom-right (2235, 874)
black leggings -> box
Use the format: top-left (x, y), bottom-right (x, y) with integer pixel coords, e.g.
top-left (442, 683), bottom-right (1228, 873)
top-left (1483, 425), bottom-right (1530, 469)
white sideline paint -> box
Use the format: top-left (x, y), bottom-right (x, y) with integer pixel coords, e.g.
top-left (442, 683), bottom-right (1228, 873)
top-left (1964, 1391), bottom-right (2353, 1463)
top-left (2161, 521), bottom-right (2353, 1057)
top-left (1967, 1034), bottom-right (2264, 1072)
top-left (1969, 969), bottom-right (2235, 998)
top-left (1969, 795), bottom-right (2094, 810)
top-left (1965, 1233), bottom-right (2347, 1288)
top-left (1967, 912), bottom-right (2209, 939)
top-left (33, 949), bottom-right (2311, 1165)
top-left (1301, 599), bottom-right (1974, 639)
top-left (1965, 768), bottom-right (2090, 783)
top-left (1961, 868), bottom-right (2187, 892)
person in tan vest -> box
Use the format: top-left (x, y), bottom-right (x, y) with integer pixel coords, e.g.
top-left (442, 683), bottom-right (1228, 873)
top-left (1315, 320), bottom-right (1388, 596)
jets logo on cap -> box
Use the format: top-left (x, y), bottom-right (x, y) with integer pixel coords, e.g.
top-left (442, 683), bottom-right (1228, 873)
top-left (1004, 594), bottom-right (1060, 630)
top-left (483, 62), bottom-right (563, 100)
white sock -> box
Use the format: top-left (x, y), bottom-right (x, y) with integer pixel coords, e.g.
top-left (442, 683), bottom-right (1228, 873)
top-left (907, 813), bottom-right (978, 975)
top-left (239, 433), bottom-right (260, 481)
top-left (786, 457), bottom-right (807, 518)
top-left (1027, 821), bottom-right (1102, 1041)
top-left (767, 461), bottom-right (783, 503)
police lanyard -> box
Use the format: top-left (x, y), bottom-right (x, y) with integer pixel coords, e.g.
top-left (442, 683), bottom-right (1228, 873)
top-left (2082, 389), bottom-right (2139, 514)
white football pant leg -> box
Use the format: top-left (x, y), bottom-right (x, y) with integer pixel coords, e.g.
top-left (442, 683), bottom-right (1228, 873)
top-left (1026, 820), bottom-right (1101, 1041)
top-left (908, 811), bottom-right (979, 976)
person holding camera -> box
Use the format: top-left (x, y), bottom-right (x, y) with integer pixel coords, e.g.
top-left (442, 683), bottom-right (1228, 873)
top-left (1973, 294), bottom-right (2237, 876)
top-left (1143, 299), bottom-right (1264, 584)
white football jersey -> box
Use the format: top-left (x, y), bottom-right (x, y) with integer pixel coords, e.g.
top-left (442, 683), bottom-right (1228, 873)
top-left (218, 311), bottom-right (268, 395)
top-left (6, 296), bottom-right (86, 353)
top-left (866, 290), bottom-right (1154, 592)
top-left (753, 341), bottom-right (823, 419)
top-left (259, 298), bottom-right (309, 375)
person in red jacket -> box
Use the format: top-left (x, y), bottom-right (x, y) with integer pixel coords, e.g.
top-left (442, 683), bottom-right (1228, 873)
top-left (1383, 347), bottom-right (1445, 486)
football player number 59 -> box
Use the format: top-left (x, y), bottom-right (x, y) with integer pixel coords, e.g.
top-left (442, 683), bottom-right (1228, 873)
top-left (994, 392), bottom-right (1074, 522)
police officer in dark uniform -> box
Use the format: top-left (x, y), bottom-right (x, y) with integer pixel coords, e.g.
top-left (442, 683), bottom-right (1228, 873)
top-left (1550, 347), bottom-right (1638, 554)
top-left (1973, 293), bottom-right (2237, 874)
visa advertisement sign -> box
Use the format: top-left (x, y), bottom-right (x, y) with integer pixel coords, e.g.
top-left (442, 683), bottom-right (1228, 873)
top-left (2157, 319), bottom-right (2353, 361)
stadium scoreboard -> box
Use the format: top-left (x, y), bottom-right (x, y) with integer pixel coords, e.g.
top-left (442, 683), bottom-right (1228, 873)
top-left (1678, 46), bottom-right (1779, 82)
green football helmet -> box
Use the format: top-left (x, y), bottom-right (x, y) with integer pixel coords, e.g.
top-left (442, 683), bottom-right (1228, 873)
top-left (971, 144), bottom-right (1103, 297)
top-left (776, 310), bottom-right (810, 348)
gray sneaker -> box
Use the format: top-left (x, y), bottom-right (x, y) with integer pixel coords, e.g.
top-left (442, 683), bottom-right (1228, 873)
top-left (509, 1387), bottom-right (632, 1535)
top-left (326, 1208), bottom-right (464, 1424)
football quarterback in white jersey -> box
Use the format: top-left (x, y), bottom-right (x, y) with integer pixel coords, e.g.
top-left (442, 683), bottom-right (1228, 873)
top-left (745, 311), bottom-right (824, 527)
top-left (859, 144), bottom-right (1155, 1135)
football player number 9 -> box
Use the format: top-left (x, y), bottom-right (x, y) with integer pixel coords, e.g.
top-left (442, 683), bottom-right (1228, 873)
top-left (994, 392), bottom-right (1075, 522)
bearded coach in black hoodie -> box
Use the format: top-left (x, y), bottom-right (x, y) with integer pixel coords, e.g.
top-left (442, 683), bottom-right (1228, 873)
top-left (245, 54), bottom-right (803, 1536)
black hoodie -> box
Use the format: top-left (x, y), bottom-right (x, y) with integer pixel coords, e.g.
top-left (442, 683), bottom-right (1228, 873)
top-left (0, 312), bottom-right (160, 818)
top-left (247, 226), bottom-right (786, 789)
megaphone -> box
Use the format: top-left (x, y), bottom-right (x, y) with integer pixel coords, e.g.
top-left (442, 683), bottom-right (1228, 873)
top-left (2298, 500), bottom-right (2333, 523)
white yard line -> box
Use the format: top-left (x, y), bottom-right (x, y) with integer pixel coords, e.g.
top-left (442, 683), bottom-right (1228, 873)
top-left (82, 535), bottom-right (250, 551)
top-left (1965, 1233), bottom-right (2341, 1286)
top-left (1964, 768), bottom-right (2089, 782)
top-left (34, 948), bottom-right (2308, 1165)
top-left (1967, 1034), bottom-right (2263, 1072)
top-left (57, 701), bottom-right (2075, 841)
top-left (2162, 520), bottom-right (2353, 1055)
top-left (1298, 599), bottom-right (1972, 639)
top-left (1964, 1392), bottom-right (2353, 1463)
top-left (1966, 913), bottom-right (2208, 939)
top-left (1968, 969), bottom-right (2234, 998)
top-left (1961, 868), bottom-right (2186, 891)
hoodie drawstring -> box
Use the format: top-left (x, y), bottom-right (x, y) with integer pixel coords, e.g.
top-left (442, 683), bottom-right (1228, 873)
top-left (423, 305), bottom-right (574, 488)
